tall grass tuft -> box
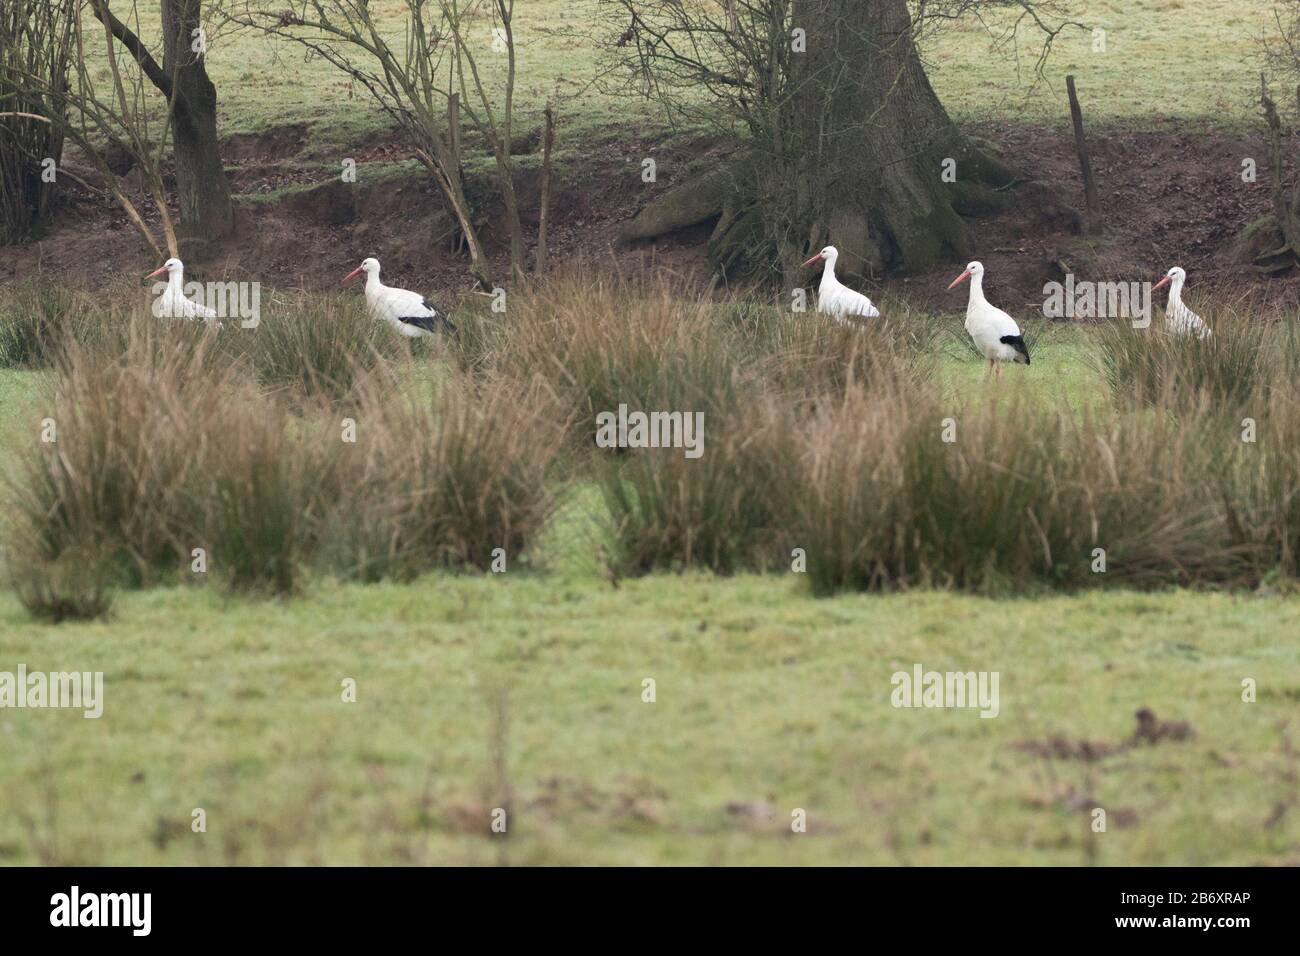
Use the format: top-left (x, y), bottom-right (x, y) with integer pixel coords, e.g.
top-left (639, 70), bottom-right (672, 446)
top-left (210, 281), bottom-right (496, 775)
top-left (796, 386), bottom-right (1254, 595)
top-left (740, 311), bottom-right (934, 406)
top-left (600, 399), bottom-right (796, 575)
top-left (473, 272), bottom-right (935, 429)
top-left (248, 292), bottom-right (403, 403)
top-left (316, 372), bottom-right (568, 581)
top-left (199, 397), bottom-right (320, 595)
top-left (0, 281), bottom-right (84, 368)
top-left (1220, 389), bottom-right (1300, 581)
top-left (0, 281), bottom-right (253, 370)
top-left (482, 271), bottom-right (750, 442)
top-left (4, 321), bottom-right (317, 594)
top-left (445, 292), bottom-right (509, 376)
top-left (1095, 306), bottom-right (1280, 411)
top-left (11, 549), bottom-right (115, 623)
top-left (6, 328), bottom-right (237, 586)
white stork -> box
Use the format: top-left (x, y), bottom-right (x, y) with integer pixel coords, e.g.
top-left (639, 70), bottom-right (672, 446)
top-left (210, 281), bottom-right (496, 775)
top-left (144, 258), bottom-right (219, 324)
top-left (802, 245), bottom-right (881, 326)
top-left (1152, 266), bottom-right (1211, 339)
top-left (947, 260), bottom-right (1030, 382)
top-left (341, 258), bottom-right (455, 337)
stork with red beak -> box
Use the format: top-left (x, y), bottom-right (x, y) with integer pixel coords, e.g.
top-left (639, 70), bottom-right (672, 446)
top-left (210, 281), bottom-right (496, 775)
top-left (342, 257), bottom-right (455, 338)
top-left (144, 258), bottom-right (220, 324)
top-left (1152, 266), bottom-right (1210, 338)
top-left (801, 245), bottom-right (880, 326)
top-left (947, 260), bottom-right (1029, 381)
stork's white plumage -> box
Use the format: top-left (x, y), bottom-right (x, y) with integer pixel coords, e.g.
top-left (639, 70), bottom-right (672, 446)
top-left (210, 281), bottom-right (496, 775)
top-left (144, 258), bottom-right (219, 323)
top-left (1152, 266), bottom-right (1210, 339)
top-left (802, 245), bottom-right (880, 326)
top-left (947, 260), bottom-right (1029, 382)
top-left (342, 258), bottom-right (455, 338)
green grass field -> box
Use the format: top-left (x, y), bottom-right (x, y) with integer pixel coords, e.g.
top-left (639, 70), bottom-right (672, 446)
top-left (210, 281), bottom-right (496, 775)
top-left (3, 570), bottom-right (1298, 866)
top-left (2, 326), bottom-right (1298, 866)
top-left (78, 0), bottom-right (1276, 174)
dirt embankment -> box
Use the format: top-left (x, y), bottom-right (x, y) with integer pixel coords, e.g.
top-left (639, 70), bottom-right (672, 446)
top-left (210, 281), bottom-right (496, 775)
top-left (3, 121), bottom-right (1298, 315)
top-left (899, 122), bottom-right (1300, 316)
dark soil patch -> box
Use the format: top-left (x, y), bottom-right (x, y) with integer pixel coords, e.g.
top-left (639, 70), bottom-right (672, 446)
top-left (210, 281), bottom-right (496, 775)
top-left (894, 123), bottom-right (1300, 317)
top-left (223, 123), bottom-right (310, 162)
top-left (5, 122), bottom-right (1299, 317)
top-left (1015, 707), bottom-right (1196, 762)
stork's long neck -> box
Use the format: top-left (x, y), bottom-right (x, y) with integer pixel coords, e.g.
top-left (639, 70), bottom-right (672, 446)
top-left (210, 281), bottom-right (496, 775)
top-left (168, 270), bottom-right (185, 296)
top-left (1168, 275), bottom-right (1185, 306)
top-left (820, 255), bottom-right (839, 290)
top-left (967, 272), bottom-right (987, 308)
top-left (364, 270), bottom-right (385, 304)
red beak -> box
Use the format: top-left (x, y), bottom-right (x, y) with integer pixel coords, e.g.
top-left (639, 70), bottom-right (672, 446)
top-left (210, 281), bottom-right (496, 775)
top-left (1152, 276), bottom-right (1171, 291)
top-left (342, 265), bottom-right (364, 285)
top-left (947, 268), bottom-right (972, 290)
top-left (143, 264), bottom-right (168, 280)
top-left (801, 253), bottom-right (824, 268)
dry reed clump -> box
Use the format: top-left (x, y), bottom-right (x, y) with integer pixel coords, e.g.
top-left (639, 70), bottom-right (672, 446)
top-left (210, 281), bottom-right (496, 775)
top-left (794, 385), bottom-right (1257, 595)
top-left (1215, 387), bottom-right (1300, 582)
top-left (743, 311), bottom-right (935, 406)
top-left (5, 330), bottom-right (567, 603)
top-left (5, 322), bottom-right (325, 597)
top-left (0, 281), bottom-right (407, 404)
top-left (0, 281), bottom-right (82, 368)
top-left (471, 272), bottom-right (939, 575)
top-left (599, 397), bottom-right (798, 575)
top-left (11, 547), bottom-right (116, 623)
top-left (1095, 299), bottom-right (1284, 412)
top-left (473, 273), bottom-right (936, 416)
top-left (248, 290), bottom-right (408, 403)
top-left (471, 271), bottom-right (749, 438)
top-left (0, 281), bottom-right (141, 368)
top-left (5, 327), bottom-right (241, 588)
top-left (312, 370), bottom-right (569, 581)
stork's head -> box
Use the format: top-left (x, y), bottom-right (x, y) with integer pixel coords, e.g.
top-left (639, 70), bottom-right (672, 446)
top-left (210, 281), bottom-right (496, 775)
top-left (1152, 266), bottom-right (1185, 292)
top-left (947, 260), bottom-right (983, 289)
top-left (801, 245), bottom-right (837, 268)
top-left (143, 257), bottom-right (183, 281)
top-left (342, 257), bottom-right (380, 285)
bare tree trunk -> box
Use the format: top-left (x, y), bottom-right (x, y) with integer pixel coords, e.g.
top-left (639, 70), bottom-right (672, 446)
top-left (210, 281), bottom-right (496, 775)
top-left (415, 148), bottom-right (492, 290)
top-left (494, 142), bottom-right (526, 280)
top-left (535, 100), bottom-right (555, 275)
top-left (92, 0), bottom-right (235, 245)
top-left (780, 0), bottom-right (1013, 281)
top-left (1239, 78), bottom-right (1300, 273)
top-left (161, 0), bottom-right (234, 244)
top-left (89, 2), bottom-right (179, 256)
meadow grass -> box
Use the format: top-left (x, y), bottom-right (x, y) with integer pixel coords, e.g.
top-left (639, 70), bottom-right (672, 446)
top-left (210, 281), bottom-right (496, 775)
top-left (4, 289), bottom-right (1300, 864)
top-left (1, 576), bottom-right (1297, 865)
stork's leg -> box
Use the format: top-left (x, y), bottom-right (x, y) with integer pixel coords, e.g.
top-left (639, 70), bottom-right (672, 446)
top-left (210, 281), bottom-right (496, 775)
top-left (984, 358), bottom-right (993, 380)
top-left (994, 361), bottom-right (1002, 384)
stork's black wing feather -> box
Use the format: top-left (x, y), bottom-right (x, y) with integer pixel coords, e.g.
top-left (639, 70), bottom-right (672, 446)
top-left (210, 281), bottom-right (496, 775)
top-left (396, 299), bottom-right (457, 335)
top-left (999, 334), bottom-right (1030, 364)
top-left (421, 298), bottom-right (456, 333)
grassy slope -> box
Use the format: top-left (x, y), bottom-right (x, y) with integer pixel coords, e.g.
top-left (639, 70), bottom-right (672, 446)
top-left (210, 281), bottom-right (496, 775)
top-left (80, 0), bottom-right (1274, 169)
top-left (2, 327), bottom-right (1298, 866)
top-left (927, 0), bottom-right (1271, 133)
